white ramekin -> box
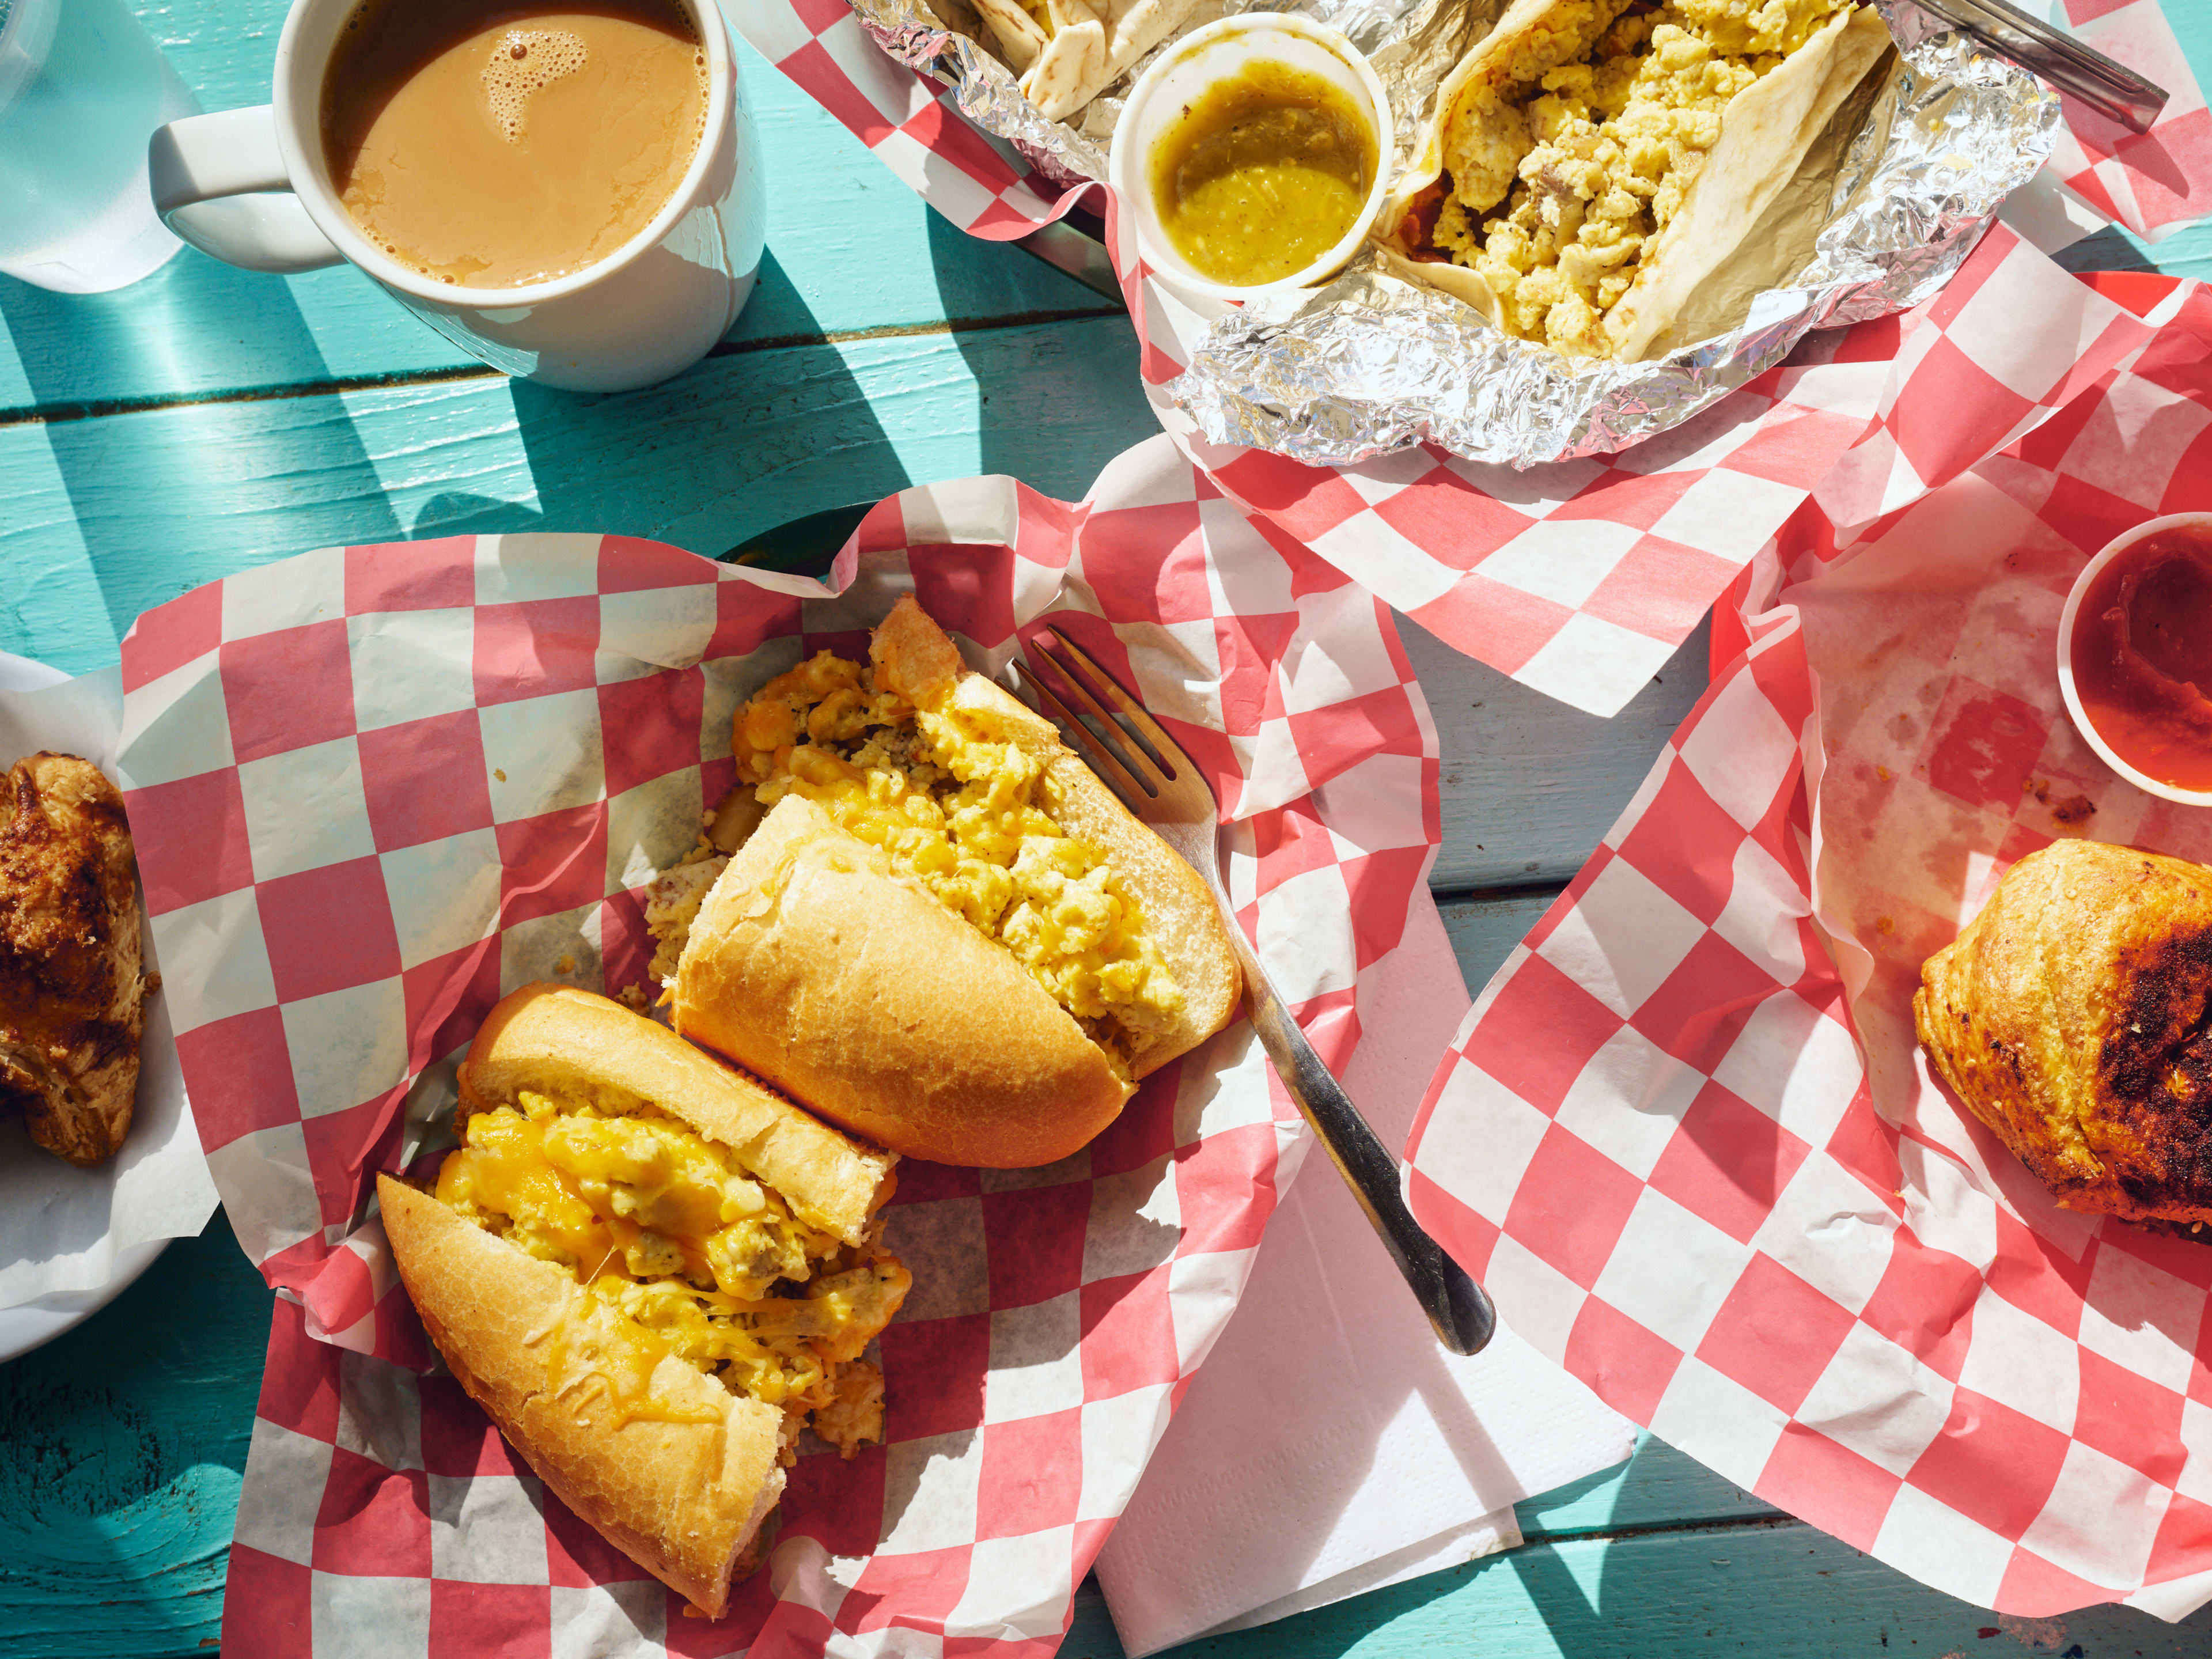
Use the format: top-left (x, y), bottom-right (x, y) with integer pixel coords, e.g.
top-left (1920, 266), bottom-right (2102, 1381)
top-left (2055, 510), bottom-right (2212, 808)
top-left (1109, 13), bottom-right (1392, 304)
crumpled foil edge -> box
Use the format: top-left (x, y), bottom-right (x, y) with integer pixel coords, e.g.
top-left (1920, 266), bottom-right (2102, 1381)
top-left (849, 0), bottom-right (2062, 468)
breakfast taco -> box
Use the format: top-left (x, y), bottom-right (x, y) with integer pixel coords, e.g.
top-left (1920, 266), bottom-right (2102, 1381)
top-left (1375, 0), bottom-right (1892, 361)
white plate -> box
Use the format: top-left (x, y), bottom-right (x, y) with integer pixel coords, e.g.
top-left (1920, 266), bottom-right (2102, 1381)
top-left (0, 649), bottom-right (173, 1363)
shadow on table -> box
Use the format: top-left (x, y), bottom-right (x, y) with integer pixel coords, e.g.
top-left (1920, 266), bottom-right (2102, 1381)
top-left (0, 1208), bottom-right (272, 1659)
top-left (398, 249), bottom-right (919, 554)
top-left (1098, 1433), bottom-right (2212, 1659)
top-left (0, 254), bottom-right (406, 647)
top-left (1, 246), bottom-right (925, 605)
top-left (924, 209), bottom-right (1155, 498)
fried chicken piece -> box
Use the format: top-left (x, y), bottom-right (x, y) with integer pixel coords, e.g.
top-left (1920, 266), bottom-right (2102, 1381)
top-left (0, 753), bottom-right (148, 1166)
top-left (1916, 840), bottom-right (2212, 1230)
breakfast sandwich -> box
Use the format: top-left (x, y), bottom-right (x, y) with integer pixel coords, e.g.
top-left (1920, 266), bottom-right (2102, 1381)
top-left (1376, 0), bottom-right (1892, 360)
top-left (646, 596), bottom-right (1241, 1168)
top-left (378, 983), bottom-right (909, 1616)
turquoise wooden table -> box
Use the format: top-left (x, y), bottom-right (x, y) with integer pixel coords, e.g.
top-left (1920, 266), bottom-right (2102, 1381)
top-left (6, 3), bottom-right (2212, 1653)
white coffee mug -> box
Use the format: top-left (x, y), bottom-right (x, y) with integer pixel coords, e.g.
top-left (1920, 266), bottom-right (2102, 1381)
top-left (147, 0), bottom-right (764, 392)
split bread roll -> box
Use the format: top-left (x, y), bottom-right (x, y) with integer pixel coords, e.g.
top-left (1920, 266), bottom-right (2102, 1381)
top-left (668, 596), bottom-right (1242, 1168)
top-left (379, 984), bottom-right (908, 1618)
top-left (379, 1178), bottom-right (786, 1613)
top-left (1915, 840), bottom-right (2212, 1232)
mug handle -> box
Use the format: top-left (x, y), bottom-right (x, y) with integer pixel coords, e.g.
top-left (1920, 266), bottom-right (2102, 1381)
top-left (148, 106), bottom-right (346, 275)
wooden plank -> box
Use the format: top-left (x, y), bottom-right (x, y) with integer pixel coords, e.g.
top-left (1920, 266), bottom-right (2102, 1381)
top-left (2055, 219), bottom-right (2212, 286)
top-left (1438, 885), bottom-right (1559, 1002)
top-left (1515, 1432), bottom-right (1782, 1539)
top-left (1407, 615), bottom-right (1709, 892)
top-left (0, 19), bottom-right (1113, 415)
top-left (1062, 1517), bottom-right (2212, 1657)
top-left (0, 316), bottom-right (1160, 676)
top-left (0, 1211), bottom-right (270, 1657)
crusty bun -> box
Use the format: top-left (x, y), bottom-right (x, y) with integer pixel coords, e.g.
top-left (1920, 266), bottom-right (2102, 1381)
top-left (382, 986), bottom-right (907, 1616)
top-left (674, 793), bottom-right (1132, 1168)
top-left (869, 598), bottom-right (1244, 1079)
top-left (379, 1175), bottom-right (784, 1617)
top-left (458, 982), bottom-right (894, 1244)
top-left (671, 600), bottom-right (1243, 1168)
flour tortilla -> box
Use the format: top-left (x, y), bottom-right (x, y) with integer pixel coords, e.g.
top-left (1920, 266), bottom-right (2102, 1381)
top-left (1375, 2), bottom-right (1893, 361)
top-left (1021, 0), bottom-right (1205, 120)
top-left (972, 0), bottom-right (1050, 71)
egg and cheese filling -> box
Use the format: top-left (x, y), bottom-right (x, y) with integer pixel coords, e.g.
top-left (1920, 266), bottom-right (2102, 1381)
top-left (654, 649), bottom-right (1186, 1066)
top-left (435, 1088), bottom-right (908, 1458)
top-left (1432, 0), bottom-right (1851, 356)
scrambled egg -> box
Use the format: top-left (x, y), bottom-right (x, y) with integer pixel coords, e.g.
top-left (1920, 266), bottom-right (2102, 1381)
top-left (1436, 0), bottom-right (1851, 355)
top-left (644, 853), bottom-right (726, 988)
top-left (716, 649), bottom-right (1187, 1065)
top-left (437, 1088), bottom-right (910, 1457)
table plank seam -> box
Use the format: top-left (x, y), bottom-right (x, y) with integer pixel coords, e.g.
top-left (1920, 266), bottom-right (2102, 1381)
top-left (704, 304), bottom-right (1124, 361)
top-left (0, 305), bottom-right (1126, 430)
top-left (1431, 878), bottom-right (1570, 907)
top-left (1521, 1513), bottom-right (1803, 1548)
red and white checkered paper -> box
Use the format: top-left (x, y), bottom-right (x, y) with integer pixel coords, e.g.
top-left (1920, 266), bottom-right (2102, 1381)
top-left (112, 433), bottom-right (1447, 1656)
top-left (2042, 0), bottom-right (2212, 240)
top-left (1402, 274), bottom-right (2212, 1620)
top-left (735, 0), bottom-right (2211, 717)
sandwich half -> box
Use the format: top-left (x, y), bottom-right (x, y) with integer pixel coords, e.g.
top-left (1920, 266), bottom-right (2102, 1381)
top-left (652, 596), bottom-right (1242, 1168)
top-left (378, 983), bottom-right (908, 1616)
top-left (1375, 0), bottom-right (1891, 359)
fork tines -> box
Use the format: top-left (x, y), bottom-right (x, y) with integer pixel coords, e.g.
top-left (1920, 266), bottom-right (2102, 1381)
top-left (1020, 626), bottom-right (1177, 808)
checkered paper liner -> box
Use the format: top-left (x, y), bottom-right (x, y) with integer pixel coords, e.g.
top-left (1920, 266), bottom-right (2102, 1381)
top-left (733, 0), bottom-right (2209, 718)
top-left (2040, 0), bottom-right (2212, 240)
top-left (112, 433), bottom-right (1448, 1656)
top-left (1402, 274), bottom-right (2212, 1621)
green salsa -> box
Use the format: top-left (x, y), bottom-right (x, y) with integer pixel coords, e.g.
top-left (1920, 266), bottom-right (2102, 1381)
top-left (1150, 62), bottom-right (1376, 289)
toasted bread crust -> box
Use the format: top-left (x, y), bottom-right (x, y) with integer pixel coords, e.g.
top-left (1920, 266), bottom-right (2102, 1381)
top-left (674, 794), bottom-right (1132, 1168)
top-left (1916, 840), bottom-right (2212, 1228)
top-left (378, 1175), bottom-right (785, 1617)
top-left (675, 597), bottom-right (1242, 1167)
top-left (927, 666), bottom-right (1243, 1079)
top-left (457, 984), bottom-right (896, 1245)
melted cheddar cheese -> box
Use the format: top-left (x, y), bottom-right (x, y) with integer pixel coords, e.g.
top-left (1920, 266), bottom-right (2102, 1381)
top-left (722, 649), bottom-right (1185, 1065)
top-left (436, 1088), bottom-right (909, 1456)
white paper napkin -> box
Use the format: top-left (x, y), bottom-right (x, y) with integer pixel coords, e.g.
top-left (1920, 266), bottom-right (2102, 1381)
top-left (1094, 891), bottom-right (1638, 1656)
top-left (0, 662), bottom-right (217, 1310)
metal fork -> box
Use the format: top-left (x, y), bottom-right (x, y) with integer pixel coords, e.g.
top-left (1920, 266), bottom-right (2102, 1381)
top-left (1909, 0), bottom-right (2166, 134)
top-left (1015, 625), bottom-right (1496, 1357)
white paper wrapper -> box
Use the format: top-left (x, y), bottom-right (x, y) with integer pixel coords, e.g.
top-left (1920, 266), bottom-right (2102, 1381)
top-left (0, 662), bottom-right (215, 1312)
top-left (1097, 891), bottom-right (1635, 1654)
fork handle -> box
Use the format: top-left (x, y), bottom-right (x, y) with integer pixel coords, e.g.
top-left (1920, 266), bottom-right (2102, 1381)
top-left (1242, 971), bottom-right (1497, 1357)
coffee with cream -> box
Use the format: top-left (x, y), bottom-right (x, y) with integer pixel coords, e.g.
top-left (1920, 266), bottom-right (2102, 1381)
top-left (322, 0), bottom-right (708, 289)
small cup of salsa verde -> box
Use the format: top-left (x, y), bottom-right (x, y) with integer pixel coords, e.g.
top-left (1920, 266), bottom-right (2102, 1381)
top-left (2058, 512), bottom-right (2212, 807)
top-left (1109, 14), bottom-right (1391, 303)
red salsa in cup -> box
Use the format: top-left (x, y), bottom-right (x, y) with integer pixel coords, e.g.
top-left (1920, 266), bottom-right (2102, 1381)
top-left (2069, 521), bottom-right (2212, 793)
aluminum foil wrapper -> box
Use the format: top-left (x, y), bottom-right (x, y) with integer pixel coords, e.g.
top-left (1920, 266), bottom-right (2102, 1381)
top-left (852, 0), bottom-right (2062, 467)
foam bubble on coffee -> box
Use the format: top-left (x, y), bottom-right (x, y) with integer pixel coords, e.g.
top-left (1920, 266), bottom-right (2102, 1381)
top-left (480, 29), bottom-right (588, 142)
